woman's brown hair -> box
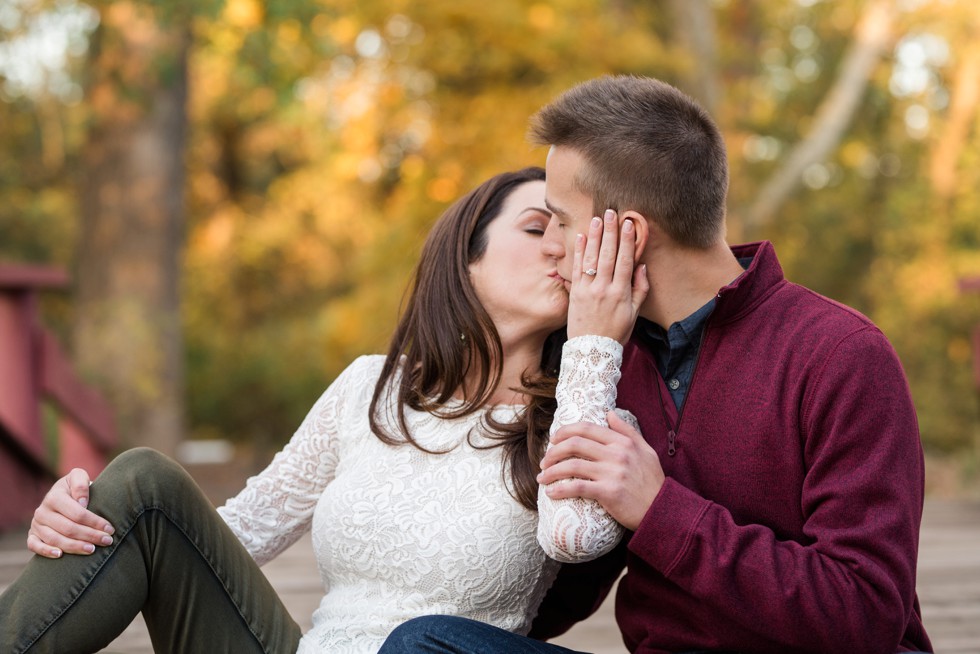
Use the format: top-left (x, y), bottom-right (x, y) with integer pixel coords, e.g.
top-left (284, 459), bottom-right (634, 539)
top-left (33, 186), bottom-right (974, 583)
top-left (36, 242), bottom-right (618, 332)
top-left (368, 167), bottom-right (563, 511)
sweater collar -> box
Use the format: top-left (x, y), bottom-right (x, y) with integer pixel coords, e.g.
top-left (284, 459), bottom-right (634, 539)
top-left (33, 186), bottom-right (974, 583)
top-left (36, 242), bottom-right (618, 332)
top-left (710, 241), bottom-right (786, 325)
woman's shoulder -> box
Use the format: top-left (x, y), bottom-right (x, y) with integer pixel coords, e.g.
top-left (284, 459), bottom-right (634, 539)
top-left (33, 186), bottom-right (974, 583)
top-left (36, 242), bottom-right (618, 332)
top-left (337, 353), bottom-right (389, 378)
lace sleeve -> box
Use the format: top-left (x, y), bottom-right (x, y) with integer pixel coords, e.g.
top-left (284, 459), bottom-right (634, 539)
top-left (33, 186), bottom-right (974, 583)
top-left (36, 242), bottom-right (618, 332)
top-left (537, 335), bottom-right (637, 563)
top-left (216, 359), bottom-right (358, 566)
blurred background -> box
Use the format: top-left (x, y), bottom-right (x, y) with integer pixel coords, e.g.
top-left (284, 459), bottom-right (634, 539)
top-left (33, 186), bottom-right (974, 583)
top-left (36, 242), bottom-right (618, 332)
top-left (1, 0), bottom-right (979, 494)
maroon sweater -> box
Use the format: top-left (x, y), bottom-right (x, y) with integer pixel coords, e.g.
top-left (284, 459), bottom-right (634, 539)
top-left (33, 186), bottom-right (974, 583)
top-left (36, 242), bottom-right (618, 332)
top-left (531, 241), bottom-right (931, 654)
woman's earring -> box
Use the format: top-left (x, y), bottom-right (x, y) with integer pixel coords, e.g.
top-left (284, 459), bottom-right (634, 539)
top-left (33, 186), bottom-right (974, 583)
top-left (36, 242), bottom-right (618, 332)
top-left (460, 332), bottom-right (466, 341)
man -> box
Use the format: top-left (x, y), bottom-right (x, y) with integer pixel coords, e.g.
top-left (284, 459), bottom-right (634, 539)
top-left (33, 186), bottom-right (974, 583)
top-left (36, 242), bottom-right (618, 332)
top-left (380, 76), bottom-right (932, 653)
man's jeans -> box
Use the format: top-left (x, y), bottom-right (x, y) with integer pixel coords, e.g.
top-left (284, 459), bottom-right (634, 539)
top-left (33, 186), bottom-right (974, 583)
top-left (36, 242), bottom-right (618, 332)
top-left (0, 448), bottom-right (302, 654)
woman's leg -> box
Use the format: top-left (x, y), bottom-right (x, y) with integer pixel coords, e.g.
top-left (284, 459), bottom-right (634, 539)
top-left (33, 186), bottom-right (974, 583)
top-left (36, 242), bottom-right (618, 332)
top-left (0, 448), bottom-right (302, 654)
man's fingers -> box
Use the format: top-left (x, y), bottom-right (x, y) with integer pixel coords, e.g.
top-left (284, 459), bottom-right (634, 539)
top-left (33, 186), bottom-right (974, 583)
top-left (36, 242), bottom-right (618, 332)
top-left (552, 421), bottom-right (621, 446)
top-left (65, 468), bottom-right (92, 507)
top-left (541, 456), bottom-right (604, 481)
top-left (541, 476), bottom-right (603, 503)
top-left (540, 436), bottom-right (612, 472)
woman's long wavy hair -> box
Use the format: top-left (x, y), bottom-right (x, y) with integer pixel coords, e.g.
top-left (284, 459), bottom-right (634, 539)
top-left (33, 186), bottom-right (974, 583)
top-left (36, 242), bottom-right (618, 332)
top-left (368, 167), bottom-right (564, 511)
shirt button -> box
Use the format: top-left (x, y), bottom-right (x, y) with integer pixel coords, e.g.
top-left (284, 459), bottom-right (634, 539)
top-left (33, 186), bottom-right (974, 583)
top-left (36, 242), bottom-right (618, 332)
top-left (668, 378), bottom-right (680, 390)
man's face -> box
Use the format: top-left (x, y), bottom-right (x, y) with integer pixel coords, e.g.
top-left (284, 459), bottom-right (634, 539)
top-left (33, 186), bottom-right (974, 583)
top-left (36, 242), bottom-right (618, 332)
top-left (541, 146), bottom-right (595, 283)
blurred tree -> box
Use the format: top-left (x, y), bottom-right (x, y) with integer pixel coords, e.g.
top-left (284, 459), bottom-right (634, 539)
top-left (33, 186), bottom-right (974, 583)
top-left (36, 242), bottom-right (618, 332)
top-left (2, 0), bottom-right (979, 476)
top-left (71, 1), bottom-right (191, 455)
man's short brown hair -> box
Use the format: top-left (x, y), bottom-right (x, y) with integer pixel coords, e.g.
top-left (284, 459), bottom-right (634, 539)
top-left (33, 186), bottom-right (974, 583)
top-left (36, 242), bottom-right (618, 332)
top-left (529, 75), bottom-right (728, 248)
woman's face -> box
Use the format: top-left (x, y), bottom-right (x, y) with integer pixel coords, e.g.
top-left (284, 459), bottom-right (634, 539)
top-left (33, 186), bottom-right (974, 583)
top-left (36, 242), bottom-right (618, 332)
top-left (469, 180), bottom-right (569, 339)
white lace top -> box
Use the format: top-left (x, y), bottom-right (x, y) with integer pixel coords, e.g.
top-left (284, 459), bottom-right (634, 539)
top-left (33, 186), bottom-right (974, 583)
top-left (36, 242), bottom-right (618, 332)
top-left (537, 336), bottom-right (635, 562)
top-left (217, 336), bottom-right (627, 653)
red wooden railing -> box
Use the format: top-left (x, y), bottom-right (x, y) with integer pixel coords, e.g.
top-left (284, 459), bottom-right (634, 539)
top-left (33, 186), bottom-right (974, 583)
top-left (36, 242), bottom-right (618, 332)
top-left (0, 264), bottom-right (117, 531)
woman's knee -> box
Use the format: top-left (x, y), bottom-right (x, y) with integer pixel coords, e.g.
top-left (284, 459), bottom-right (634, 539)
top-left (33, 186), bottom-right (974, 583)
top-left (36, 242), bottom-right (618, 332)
top-left (95, 447), bottom-right (193, 502)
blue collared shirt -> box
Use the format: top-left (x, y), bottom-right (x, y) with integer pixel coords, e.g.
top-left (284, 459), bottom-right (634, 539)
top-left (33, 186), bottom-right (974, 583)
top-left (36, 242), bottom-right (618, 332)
top-left (637, 257), bottom-right (753, 409)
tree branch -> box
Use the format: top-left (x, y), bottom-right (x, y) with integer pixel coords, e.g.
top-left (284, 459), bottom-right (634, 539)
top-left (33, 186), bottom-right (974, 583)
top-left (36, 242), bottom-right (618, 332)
top-left (742, 0), bottom-right (897, 232)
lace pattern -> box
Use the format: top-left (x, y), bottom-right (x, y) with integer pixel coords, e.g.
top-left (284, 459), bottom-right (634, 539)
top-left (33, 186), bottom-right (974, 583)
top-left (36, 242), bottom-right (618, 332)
top-left (537, 335), bottom-right (636, 562)
top-left (217, 356), bottom-right (561, 653)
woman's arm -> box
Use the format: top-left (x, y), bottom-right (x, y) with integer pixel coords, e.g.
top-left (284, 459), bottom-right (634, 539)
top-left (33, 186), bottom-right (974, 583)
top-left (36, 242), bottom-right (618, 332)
top-left (536, 335), bottom-right (637, 562)
top-left (216, 358), bottom-right (369, 565)
top-left (537, 214), bottom-right (647, 563)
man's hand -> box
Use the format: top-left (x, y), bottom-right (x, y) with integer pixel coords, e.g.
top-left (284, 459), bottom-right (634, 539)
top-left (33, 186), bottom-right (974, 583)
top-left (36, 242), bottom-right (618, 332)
top-left (567, 209), bottom-right (648, 343)
top-left (27, 468), bottom-right (115, 558)
top-left (537, 411), bottom-right (665, 531)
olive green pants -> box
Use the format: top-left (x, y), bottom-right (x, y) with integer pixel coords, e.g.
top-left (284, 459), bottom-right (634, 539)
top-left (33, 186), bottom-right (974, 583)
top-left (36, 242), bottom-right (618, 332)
top-left (0, 448), bottom-right (302, 654)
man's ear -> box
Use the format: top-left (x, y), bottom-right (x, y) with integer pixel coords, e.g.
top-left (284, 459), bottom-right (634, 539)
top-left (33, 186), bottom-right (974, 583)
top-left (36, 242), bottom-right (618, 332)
top-left (620, 210), bottom-right (650, 263)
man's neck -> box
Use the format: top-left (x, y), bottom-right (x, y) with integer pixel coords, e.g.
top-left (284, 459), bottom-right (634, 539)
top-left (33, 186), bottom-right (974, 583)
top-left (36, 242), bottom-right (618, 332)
top-left (638, 241), bottom-right (745, 329)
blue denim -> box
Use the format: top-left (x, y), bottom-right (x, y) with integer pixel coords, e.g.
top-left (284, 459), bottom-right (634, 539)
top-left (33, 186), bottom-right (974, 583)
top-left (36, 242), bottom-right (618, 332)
top-left (0, 448), bottom-right (301, 654)
top-left (379, 616), bottom-right (587, 654)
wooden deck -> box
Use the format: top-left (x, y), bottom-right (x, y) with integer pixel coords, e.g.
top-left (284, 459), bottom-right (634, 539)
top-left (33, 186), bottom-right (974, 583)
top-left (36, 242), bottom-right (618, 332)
top-left (1, 488), bottom-right (977, 653)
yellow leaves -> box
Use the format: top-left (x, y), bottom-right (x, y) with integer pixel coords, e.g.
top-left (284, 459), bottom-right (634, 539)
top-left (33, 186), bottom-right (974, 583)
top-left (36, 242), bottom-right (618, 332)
top-left (949, 337), bottom-right (972, 364)
top-left (426, 177), bottom-right (457, 203)
top-left (528, 4), bottom-right (555, 31)
top-left (197, 210), bottom-right (236, 256)
top-left (400, 155), bottom-right (425, 181)
top-left (277, 19), bottom-right (303, 45)
top-left (840, 140), bottom-right (873, 170)
top-left (326, 16), bottom-right (361, 47)
top-left (223, 0), bottom-right (263, 30)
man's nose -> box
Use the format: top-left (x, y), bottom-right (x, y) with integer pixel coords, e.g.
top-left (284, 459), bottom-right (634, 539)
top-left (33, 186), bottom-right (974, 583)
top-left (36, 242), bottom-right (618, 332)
top-left (540, 217), bottom-right (564, 258)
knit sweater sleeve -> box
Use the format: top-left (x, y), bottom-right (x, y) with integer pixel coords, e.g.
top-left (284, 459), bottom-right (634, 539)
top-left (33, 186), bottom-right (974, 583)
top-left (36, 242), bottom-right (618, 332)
top-left (627, 327), bottom-right (925, 653)
top-left (215, 358), bottom-right (360, 566)
top-left (537, 335), bottom-right (634, 562)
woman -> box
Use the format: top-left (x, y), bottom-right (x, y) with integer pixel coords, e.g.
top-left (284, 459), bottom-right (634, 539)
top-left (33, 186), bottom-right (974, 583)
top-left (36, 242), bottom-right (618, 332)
top-left (1, 167), bottom-right (642, 654)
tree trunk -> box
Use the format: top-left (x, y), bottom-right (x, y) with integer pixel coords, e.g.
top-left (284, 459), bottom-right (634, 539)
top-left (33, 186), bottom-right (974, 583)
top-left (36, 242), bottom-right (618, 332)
top-left (740, 0), bottom-right (897, 233)
top-left (666, 0), bottom-right (721, 117)
top-left (929, 31), bottom-right (980, 202)
top-left (73, 1), bottom-right (189, 456)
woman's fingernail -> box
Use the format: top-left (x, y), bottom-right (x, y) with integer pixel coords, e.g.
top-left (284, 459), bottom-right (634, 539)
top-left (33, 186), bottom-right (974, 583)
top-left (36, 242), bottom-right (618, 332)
top-left (101, 536), bottom-right (114, 546)
top-left (78, 497), bottom-right (88, 508)
top-left (623, 219), bottom-right (634, 233)
top-left (591, 217), bottom-right (601, 229)
top-left (83, 543), bottom-right (95, 554)
top-left (103, 524), bottom-right (114, 535)
top-left (604, 209), bottom-right (615, 221)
